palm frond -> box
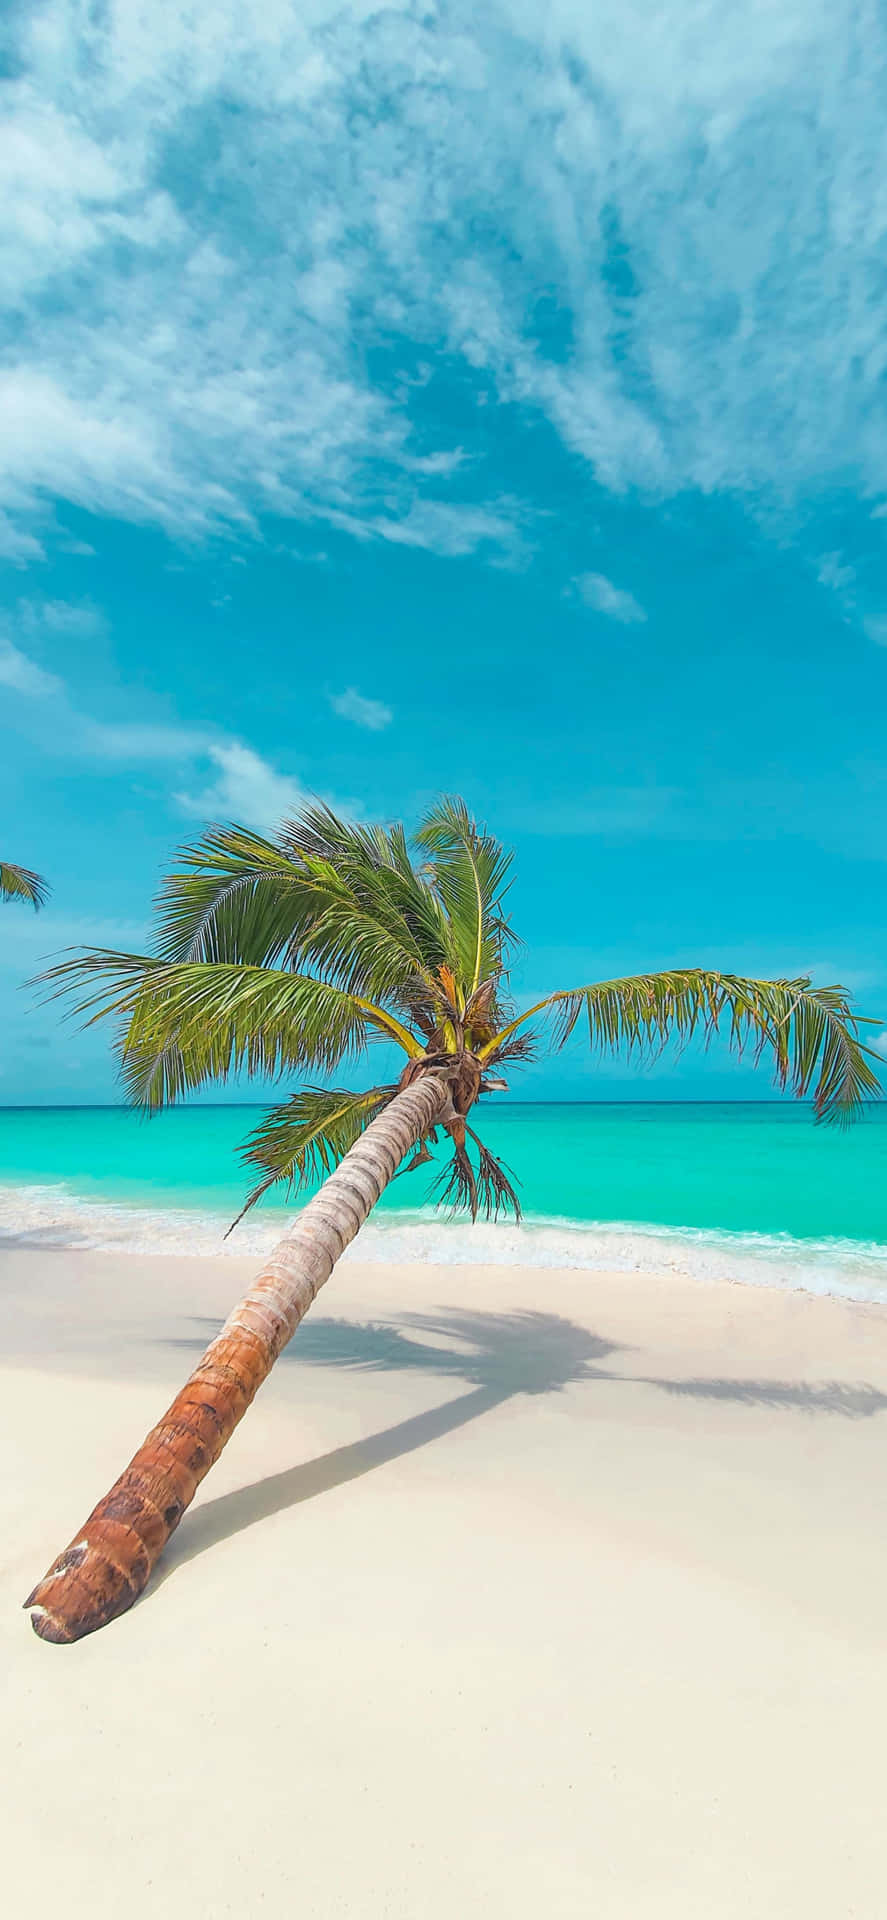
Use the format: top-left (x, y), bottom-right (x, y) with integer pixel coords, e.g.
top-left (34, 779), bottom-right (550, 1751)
top-left (1, 862), bottom-right (50, 910)
top-left (430, 1124), bottom-right (522, 1222)
top-left (414, 796), bottom-right (515, 999)
top-left (231, 1083), bottom-right (396, 1227)
top-left (153, 818), bottom-right (441, 1009)
top-left (483, 1029), bottom-right (537, 1068)
top-left (280, 803), bottom-right (454, 991)
top-left (480, 970), bottom-right (881, 1121)
top-left (152, 826), bottom-right (310, 965)
top-left (33, 951), bottom-right (417, 1109)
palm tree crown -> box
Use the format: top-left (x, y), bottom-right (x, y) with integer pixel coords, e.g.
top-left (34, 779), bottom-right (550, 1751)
top-left (42, 796), bottom-right (880, 1224)
top-left (2, 861), bottom-right (50, 910)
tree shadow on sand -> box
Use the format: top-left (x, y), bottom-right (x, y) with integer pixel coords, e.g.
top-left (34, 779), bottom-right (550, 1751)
top-left (155, 1311), bottom-right (621, 1587)
top-left (644, 1376), bottom-right (887, 1417)
top-left (152, 1307), bottom-right (887, 1595)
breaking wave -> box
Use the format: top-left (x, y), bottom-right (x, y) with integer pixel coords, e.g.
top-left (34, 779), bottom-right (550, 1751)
top-left (2, 1181), bottom-right (886, 1304)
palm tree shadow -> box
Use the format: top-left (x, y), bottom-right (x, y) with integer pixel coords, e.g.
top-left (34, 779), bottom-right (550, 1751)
top-left (155, 1310), bottom-right (623, 1589)
top-left (647, 1376), bottom-right (887, 1418)
top-left (153, 1307), bottom-right (887, 1598)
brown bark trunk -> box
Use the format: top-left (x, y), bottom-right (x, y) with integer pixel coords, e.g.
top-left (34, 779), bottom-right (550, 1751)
top-left (24, 1075), bottom-right (448, 1644)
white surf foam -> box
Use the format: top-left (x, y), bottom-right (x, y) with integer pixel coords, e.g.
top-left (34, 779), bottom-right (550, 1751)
top-left (1, 1181), bottom-right (886, 1304)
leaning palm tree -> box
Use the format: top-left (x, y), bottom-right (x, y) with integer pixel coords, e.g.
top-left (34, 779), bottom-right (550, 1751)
top-left (1, 861), bottom-right (49, 909)
top-left (25, 798), bottom-right (880, 1643)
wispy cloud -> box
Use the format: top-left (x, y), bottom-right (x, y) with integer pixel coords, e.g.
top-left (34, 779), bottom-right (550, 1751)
top-left (814, 551), bottom-right (887, 647)
top-left (3, 635), bottom-right (313, 832)
top-left (79, 720), bottom-right (211, 763)
top-left (6, 2), bottom-right (887, 568)
top-left (0, 636), bottom-right (62, 697)
top-left (817, 553), bottom-right (856, 592)
top-left (0, 598), bottom-right (103, 697)
top-left (372, 499), bottom-right (527, 560)
top-left (329, 687), bottom-right (393, 732)
top-left (20, 598), bottom-right (105, 638)
top-left (174, 742), bottom-right (308, 831)
top-left (570, 572), bottom-right (647, 625)
top-left (318, 496), bottom-right (528, 562)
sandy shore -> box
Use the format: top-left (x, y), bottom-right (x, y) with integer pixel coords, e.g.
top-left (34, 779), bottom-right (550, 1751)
top-left (3, 1246), bottom-right (887, 1917)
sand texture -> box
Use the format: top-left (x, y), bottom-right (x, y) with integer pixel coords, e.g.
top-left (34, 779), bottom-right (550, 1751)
top-left (3, 1245), bottom-right (887, 1916)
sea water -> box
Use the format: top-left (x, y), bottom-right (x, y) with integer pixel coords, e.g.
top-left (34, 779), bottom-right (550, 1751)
top-left (1, 1101), bottom-right (885, 1302)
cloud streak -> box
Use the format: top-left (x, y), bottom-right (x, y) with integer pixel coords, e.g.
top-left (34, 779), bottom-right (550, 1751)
top-left (571, 573), bottom-right (647, 625)
top-left (329, 687), bottom-right (393, 732)
top-left (174, 743), bottom-right (308, 831)
top-left (4, 627), bottom-right (314, 833)
top-left (3, 1), bottom-right (887, 572)
top-left (0, 636), bottom-right (62, 697)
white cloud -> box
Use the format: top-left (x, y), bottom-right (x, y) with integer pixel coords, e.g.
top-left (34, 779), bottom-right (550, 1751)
top-left (0, 513), bottom-right (43, 565)
top-left (1, 629), bottom-right (310, 830)
top-left (817, 552), bottom-right (855, 591)
top-left (0, 602), bottom-right (104, 701)
top-left (571, 572), bottom-right (647, 624)
top-left (371, 497), bottom-right (528, 560)
top-left (0, 636), bottom-right (62, 697)
top-left (20, 598), bottom-right (105, 638)
top-left (0, 624), bottom-right (206, 758)
top-left (80, 720), bottom-right (211, 762)
top-left (814, 554), bottom-right (887, 647)
top-left (174, 742), bottom-right (308, 831)
top-left (319, 496), bottom-right (527, 561)
top-left (404, 449), bottom-right (466, 477)
top-left (5, 0), bottom-right (887, 567)
top-left (330, 687), bottom-right (393, 731)
top-left (873, 1032), bottom-right (887, 1059)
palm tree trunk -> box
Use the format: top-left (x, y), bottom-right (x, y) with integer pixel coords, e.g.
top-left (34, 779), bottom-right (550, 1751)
top-left (25, 1075), bottom-right (448, 1644)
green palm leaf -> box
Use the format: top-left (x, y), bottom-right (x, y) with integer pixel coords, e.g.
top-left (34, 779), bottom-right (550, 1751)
top-left (284, 805), bottom-right (452, 981)
top-left (156, 812), bottom-right (451, 1011)
top-left (232, 1083), bottom-right (396, 1225)
top-left (36, 952), bottom-right (421, 1109)
top-left (481, 970), bottom-right (881, 1120)
top-left (1, 862), bottom-right (50, 910)
top-left (414, 796), bottom-right (515, 999)
top-left (153, 826), bottom-right (311, 966)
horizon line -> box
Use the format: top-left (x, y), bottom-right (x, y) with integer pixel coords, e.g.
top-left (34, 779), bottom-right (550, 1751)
top-left (0, 1099), bottom-right (855, 1113)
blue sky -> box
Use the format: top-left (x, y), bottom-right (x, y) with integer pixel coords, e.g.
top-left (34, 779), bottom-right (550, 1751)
top-left (2, 0), bottom-right (886, 1102)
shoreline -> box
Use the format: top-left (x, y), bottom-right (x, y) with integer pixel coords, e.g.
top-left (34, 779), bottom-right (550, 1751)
top-left (3, 1177), bottom-right (887, 1304)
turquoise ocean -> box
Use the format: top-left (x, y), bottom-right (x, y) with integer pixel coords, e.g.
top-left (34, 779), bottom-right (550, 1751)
top-left (1, 1102), bottom-right (886, 1301)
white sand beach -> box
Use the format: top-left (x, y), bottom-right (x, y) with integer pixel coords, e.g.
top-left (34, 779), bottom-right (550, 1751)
top-left (3, 1245), bottom-right (887, 1917)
